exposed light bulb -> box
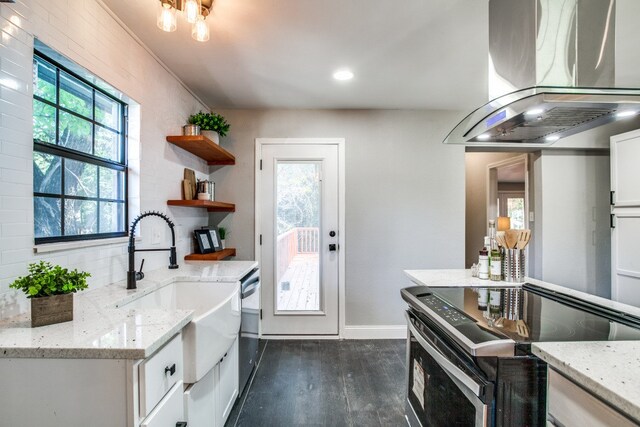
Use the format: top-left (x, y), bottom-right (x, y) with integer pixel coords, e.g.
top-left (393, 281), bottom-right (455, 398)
top-left (157, 1), bottom-right (177, 32)
top-left (192, 15), bottom-right (210, 42)
top-left (184, 0), bottom-right (200, 24)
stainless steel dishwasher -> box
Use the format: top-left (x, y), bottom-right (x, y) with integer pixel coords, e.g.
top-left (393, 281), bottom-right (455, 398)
top-left (238, 268), bottom-right (260, 394)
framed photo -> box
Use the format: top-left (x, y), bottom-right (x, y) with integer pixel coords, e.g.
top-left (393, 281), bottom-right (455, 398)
top-left (207, 228), bottom-right (222, 251)
top-left (194, 229), bottom-right (215, 254)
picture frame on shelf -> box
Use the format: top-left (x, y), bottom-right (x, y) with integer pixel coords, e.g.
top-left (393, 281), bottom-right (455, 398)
top-left (207, 228), bottom-right (223, 251)
top-left (194, 229), bottom-right (215, 254)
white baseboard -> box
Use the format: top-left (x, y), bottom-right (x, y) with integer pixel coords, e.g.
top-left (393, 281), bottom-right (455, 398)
top-left (261, 335), bottom-right (340, 340)
top-left (341, 325), bottom-right (406, 339)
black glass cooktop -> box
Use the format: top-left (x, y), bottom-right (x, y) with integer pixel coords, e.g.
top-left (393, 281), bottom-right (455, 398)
top-left (410, 283), bottom-right (640, 345)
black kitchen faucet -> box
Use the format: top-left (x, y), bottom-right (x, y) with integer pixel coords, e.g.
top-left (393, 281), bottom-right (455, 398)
top-left (127, 211), bottom-right (179, 290)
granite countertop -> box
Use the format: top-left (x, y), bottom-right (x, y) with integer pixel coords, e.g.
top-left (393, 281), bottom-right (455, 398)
top-left (0, 260), bottom-right (258, 359)
top-left (533, 341), bottom-right (640, 422)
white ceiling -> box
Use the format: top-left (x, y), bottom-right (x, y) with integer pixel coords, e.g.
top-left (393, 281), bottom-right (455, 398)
top-left (102, 0), bottom-right (489, 110)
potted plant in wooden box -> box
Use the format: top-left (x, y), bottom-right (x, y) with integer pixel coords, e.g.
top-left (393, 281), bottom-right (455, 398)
top-left (10, 261), bottom-right (90, 327)
top-left (186, 111), bottom-right (230, 145)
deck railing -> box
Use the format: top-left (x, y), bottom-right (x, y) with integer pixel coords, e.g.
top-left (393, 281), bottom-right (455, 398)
top-left (276, 227), bottom-right (319, 281)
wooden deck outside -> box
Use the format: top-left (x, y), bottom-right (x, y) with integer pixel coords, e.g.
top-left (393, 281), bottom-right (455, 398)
top-left (277, 253), bottom-right (319, 311)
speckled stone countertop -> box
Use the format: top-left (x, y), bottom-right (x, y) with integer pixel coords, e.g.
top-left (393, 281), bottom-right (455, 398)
top-left (533, 342), bottom-right (640, 422)
top-left (0, 261), bottom-right (258, 359)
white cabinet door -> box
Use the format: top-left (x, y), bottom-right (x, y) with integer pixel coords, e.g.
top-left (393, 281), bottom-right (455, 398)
top-left (611, 129), bottom-right (640, 207)
top-left (184, 367), bottom-right (216, 427)
top-left (216, 336), bottom-right (239, 427)
top-left (611, 210), bottom-right (640, 306)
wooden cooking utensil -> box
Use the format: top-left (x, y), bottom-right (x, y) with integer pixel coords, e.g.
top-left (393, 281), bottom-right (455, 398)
top-left (516, 319), bottom-right (530, 338)
top-left (516, 229), bottom-right (531, 249)
top-left (505, 229), bottom-right (519, 249)
top-left (496, 231), bottom-right (507, 248)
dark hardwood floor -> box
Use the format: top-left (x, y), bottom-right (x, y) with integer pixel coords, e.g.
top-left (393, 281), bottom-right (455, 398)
top-left (226, 339), bottom-right (407, 427)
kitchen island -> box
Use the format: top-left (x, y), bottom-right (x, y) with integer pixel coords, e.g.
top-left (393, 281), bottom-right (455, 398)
top-left (405, 269), bottom-right (640, 426)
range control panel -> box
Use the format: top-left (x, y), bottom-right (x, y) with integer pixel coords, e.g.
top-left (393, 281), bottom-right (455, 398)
top-left (419, 295), bottom-right (474, 327)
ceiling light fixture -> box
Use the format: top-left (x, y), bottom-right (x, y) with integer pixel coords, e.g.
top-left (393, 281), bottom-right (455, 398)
top-left (157, 0), bottom-right (213, 42)
top-left (333, 70), bottom-right (354, 81)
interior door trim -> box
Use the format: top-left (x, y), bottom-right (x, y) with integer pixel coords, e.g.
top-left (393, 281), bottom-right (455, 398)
top-left (255, 138), bottom-right (346, 337)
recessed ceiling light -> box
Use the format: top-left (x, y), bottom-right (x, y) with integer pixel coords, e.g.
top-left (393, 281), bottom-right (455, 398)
top-left (477, 133), bottom-right (491, 140)
top-left (546, 135), bottom-right (560, 142)
top-left (333, 69), bottom-right (354, 81)
top-left (616, 110), bottom-right (638, 118)
top-left (525, 108), bottom-right (544, 115)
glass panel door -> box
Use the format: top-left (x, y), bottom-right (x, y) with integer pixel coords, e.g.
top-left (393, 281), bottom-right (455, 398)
top-left (275, 161), bottom-right (321, 312)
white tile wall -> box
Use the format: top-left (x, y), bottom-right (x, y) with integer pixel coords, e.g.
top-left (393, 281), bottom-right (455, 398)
top-left (0, 0), bottom-right (211, 315)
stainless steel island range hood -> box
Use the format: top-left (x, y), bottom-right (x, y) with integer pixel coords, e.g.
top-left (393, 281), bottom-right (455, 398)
top-left (444, 0), bottom-right (640, 146)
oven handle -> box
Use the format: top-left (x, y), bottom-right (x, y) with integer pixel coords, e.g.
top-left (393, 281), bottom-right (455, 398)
top-left (406, 312), bottom-right (482, 397)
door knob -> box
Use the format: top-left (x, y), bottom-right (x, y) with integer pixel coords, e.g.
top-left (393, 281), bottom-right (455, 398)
top-left (329, 244), bottom-right (337, 251)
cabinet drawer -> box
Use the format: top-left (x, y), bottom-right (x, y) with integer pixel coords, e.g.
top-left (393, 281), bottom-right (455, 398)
top-left (548, 369), bottom-right (637, 427)
top-left (140, 381), bottom-right (186, 427)
top-left (140, 334), bottom-right (183, 417)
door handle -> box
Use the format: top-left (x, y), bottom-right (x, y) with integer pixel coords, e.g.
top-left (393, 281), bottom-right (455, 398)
top-left (329, 244), bottom-right (337, 251)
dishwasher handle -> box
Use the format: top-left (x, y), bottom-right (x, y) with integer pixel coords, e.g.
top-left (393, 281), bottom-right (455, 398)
top-left (242, 280), bottom-right (260, 299)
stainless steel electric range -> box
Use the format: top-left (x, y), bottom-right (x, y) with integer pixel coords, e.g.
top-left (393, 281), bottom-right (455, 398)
top-left (401, 283), bottom-right (640, 427)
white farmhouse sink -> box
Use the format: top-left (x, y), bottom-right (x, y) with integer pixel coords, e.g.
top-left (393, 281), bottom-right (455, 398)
top-left (122, 281), bottom-right (241, 383)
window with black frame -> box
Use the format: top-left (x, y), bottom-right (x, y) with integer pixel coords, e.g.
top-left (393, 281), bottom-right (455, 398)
top-left (32, 52), bottom-right (128, 243)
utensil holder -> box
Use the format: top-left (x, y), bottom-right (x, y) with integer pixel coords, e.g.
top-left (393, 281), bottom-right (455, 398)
top-left (501, 288), bottom-right (524, 320)
top-left (504, 249), bottom-right (525, 282)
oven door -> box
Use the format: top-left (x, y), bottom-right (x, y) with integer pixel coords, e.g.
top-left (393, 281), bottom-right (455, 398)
top-left (405, 311), bottom-right (492, 427)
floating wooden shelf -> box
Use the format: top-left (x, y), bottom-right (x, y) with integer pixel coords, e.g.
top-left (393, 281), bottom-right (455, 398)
top-left (167, 199), bottom-right (236, 212)
top-left (167, 135), bottom-right (235, 165)
top-left (184, 248), bottom-right (236, 261)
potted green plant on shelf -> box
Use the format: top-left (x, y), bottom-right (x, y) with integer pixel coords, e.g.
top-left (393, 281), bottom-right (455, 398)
top-left (186, 111), bottom-right (230, 145)
top-left (218, 227), bottom-right (227, 249)
top-left (10, 261), bottom-right (90, 327)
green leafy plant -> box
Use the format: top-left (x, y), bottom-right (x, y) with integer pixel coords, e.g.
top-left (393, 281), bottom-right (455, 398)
top-left (218, 227), bottom-right (227, 240)
top-left (187, 111), bottom-right (230, 137)
top-left (10, 261), bottom-right (90, 298)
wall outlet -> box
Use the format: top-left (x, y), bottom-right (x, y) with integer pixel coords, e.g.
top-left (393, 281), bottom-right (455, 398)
top-left (152, 227), bottom-right (162, 245)
top-left (529, 212), bottom-right (535, 222)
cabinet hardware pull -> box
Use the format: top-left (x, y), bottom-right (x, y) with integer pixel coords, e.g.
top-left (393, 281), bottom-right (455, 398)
top-left (176, 422), bottom-right (187, 427)
top-left (165, 363), bottom-right (176, 376)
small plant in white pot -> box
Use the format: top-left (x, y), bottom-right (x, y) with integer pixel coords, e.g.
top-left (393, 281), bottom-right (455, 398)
top-left (10, 261), bottom-right (90, 327)
top-left (218, 227), bottom-right (227, 249)
top-left (187, 111), bottom-right (230, 145)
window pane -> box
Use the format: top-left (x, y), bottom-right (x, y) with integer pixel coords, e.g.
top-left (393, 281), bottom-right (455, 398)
top-left (33, 58), bottom-right (56, 102)
top-left (99, 201), bottom-right (124, 233)
top-left (64, 199), bottom-right (97, 235)
top-left (507, 198), bottom-right (525, 229)
top-left (59, 111), bottom-right (93, 154)
top-left (95, 126), bottom-right (121, 162)
top-left (34, 197), bottom-right (61, 238)
top-left (95, 92), bottom-right (120, 129)
top-left (33, 152), bottom-right (61, 194)
top-left (64, 159), bottom-right (97, 198)
top-left (59, 72), bottom-right (92, 118)
top-left (276, 162), bottom-right (321, 312)
top-left (99, 167), bottom-right (124, 200)
top-left (33, 100), bottom-right (56, 144)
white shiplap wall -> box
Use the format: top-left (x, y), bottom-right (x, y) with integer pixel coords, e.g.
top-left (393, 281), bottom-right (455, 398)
top-left (0, 0), bottom-right (210, 317)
